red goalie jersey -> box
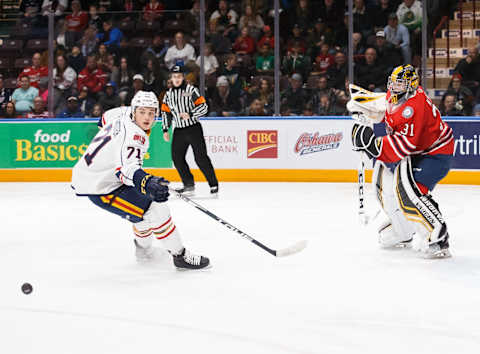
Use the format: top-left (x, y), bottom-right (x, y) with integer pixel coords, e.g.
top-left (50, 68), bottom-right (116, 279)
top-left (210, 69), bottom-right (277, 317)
top-left (379, 86), bottom-right (454, 163)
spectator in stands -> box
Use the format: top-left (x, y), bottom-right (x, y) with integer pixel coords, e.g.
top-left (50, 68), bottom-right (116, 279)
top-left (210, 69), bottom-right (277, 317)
top-left (209, 76), bottom-right (241, 117)
top-left (316, 92), bottom-right (344, 116)
top-left (396, 0), bottom-right (422, 32)
top-left (384, 13), bottom-right (411, 64)
top-left (257, 25), bottom-right (275, 50)
top-left (353, 0), bottom-right (375, 39)
top-left (20, 0), bottom-right (42, 22)
top-left (286, 24), bottom-right (307, 55)
top-left (355, 47), bottom-right (386, 92)
top-left (77, 54), bottom-right (108, 98)
top-left (282, 42), bottom-right (311, 79)
top-left (68, 46), bottom-right (86, 74)
top-left (334, 12), bottom-right (349, 49)
top-left (311, 43), bottom-right (334, 75)
top-left (96, 44), bottom-right (110, 72)
top-left (210, 0), bottom-right (238, 31)
top-left (441, 93), bottom-right (464, 116)
top-left (65, 0), bottom-right (88, 45)
top-left (473, 104), bottom-right (480, 116)
top-left (445, 74), bottom-right (474, 115)
top-left (78, 86), bottom-right (95, 115)
top-left (196, 43), bottom-right (219, 75)
top-left (454, 46), bottom-right (480, 96)
top-left (41, 0), bottom-right (67, 17)
top-left (58, 96), bottom-right (85, 118)
top-left (303, 103), bottom-right (314, 116)
top-left (125, 74), bottom-right (145, 103)
top-left (113, 57), bottom-right (134, 102)
top-left (207, 20), bottom-right (232, 55)
top-left (88, 4), bottom-right (103, 32)
top-left (164, 32), bottom-right (196, 70)
top-left (1, 102), bottom-right (18, 119)
top-left (247, 78), bottom-right (274, 114)
top-left (55, 19), bottom-right (69, 48)
top-left (238, 4), bottom-right (265, 40)
top-left (318, 0), bottom-right (343, 29)
top-left (281, 73), bottom-right (310, 115)
top-left (327, 51), bottom-right (347, 90)
top-left (373, 31), bottom-right (402, 71)
top-left (352, 32), bottom-right (366, 56)
top-left (26, 97), bottom-right (49, 118)
top-left (310, 75), bottom-right (335, 110)
top-left (141, 35), bottom-right (168, 68)
top-left (11, 76), bottom-right (39, 115)
top-left (0, 75), bottom-right (12, 111)
top-left (293, 0), bottom-right (314, 31)
top-left (219, 53), bottom-right (243, 97)
top-left (143, 0), bottom-right (165, 21)
top-left (256, 43), bottom-right (274, 75)
top-left (307, 18), bottom-right (335, 59)
top-left (80, 24), bottom-right (98, 57)
top-left (246, 98), bottom-right (268, 116)
top-left (53, 54), bottom-right (77, 114)
top-left (233, 27), bottom-right (256, 55)
top-left (142, 59), bottom-right (162, 94)
top-left (89, 103), bottom-right (103, 118)
top-left (97, 19), bottom-right (123, 51)
top-left (98, 82), bottom-right (122, 112)
top-left (17, 52), bottom-right (48, 91)
top-left (375, 0), bottom-right (397, 28)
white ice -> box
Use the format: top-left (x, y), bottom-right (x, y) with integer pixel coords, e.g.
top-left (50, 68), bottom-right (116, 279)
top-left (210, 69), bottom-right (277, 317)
top-left (1, 182), bottom-right (480, 354)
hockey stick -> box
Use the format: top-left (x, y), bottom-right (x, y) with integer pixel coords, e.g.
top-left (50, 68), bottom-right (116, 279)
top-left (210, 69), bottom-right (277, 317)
top-left (169, 187), bottom-right (308, 257)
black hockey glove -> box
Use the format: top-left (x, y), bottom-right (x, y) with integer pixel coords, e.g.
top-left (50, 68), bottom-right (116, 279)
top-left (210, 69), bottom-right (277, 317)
top-left (351, 123), bottom-right (382, 159)
top-left (133, 169), bottom-right (170, 202)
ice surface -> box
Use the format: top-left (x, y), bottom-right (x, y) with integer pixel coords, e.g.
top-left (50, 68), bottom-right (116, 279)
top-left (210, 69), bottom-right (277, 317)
top-left (1, 182), bottom-right (479, 354)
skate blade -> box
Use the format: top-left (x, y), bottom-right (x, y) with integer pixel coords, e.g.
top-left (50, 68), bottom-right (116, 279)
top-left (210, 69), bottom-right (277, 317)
top-left (423, 248), bottom-right (452, 259)
top-left (175, 263), bottom-right (213, 271)
top-left (380, 240), bottom-right (413, 249)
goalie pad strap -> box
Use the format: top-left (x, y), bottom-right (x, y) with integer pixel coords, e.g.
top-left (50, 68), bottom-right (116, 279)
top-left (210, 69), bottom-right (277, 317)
top-left (396, 157), bottom-right (447, 243)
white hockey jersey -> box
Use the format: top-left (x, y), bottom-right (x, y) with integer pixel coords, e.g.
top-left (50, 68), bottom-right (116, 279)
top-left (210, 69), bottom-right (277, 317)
top-left (71, 107), bottom-right (149, 195)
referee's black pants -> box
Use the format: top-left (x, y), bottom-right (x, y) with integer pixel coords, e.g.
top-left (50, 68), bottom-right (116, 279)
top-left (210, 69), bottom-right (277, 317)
top-left (171, 123), bottom-right (218, 188)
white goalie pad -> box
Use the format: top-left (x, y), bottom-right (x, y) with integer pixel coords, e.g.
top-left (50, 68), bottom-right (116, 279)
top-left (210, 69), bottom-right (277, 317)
top-left (347, 84), bottom-right (387, 123)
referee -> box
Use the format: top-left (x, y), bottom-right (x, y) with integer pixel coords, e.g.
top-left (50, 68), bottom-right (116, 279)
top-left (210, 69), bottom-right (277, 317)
top-left (161, 65), bottom-right (219, 195)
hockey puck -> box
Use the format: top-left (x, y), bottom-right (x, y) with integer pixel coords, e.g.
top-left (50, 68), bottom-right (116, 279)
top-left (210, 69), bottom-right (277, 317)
top-left (21, 283), bottom-right (33, 295)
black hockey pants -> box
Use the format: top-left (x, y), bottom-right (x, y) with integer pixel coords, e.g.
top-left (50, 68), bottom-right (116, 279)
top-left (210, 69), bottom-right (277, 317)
top-left (171, 123), bottom-right (218, 188)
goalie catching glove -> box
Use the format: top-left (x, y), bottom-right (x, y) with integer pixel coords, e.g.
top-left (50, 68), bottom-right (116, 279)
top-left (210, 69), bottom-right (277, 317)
top-left (133, 169), bottom-right (170, 202)
top-left (351, 123), bottom-right (382, 159)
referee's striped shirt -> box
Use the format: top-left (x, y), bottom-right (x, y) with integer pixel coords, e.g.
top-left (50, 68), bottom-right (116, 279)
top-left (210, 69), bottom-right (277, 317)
top-left (161, 83), bottom-right (208, 132)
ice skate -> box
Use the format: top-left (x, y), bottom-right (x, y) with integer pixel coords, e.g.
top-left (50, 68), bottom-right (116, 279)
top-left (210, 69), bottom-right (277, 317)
top-left (175, 185), bottom-right (195, 196)
top-left (172, 248), bottom-right (210, 270)
top-left (424, 236), bottom-right (451, 259)
top-left (210, 185), bottom-right (219, 197)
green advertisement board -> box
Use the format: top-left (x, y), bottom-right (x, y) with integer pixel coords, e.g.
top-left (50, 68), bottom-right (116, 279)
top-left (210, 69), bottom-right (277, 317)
top-left (0, 120), bottom-right (173, 168)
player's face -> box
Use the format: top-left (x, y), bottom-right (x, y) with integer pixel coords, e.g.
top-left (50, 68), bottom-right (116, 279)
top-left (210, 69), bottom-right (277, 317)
top-left (134, 107), bottom-right (156, 131)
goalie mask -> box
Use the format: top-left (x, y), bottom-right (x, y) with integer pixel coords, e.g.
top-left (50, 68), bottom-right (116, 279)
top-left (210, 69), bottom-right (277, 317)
top-left (387, 65), bottom-right (419, 113)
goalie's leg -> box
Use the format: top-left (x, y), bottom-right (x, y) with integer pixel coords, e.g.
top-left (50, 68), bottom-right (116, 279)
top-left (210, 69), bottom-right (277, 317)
top-left (372, 161), bottom-right (415, 248)
top-left (395, 156), bottom-right (451, 258)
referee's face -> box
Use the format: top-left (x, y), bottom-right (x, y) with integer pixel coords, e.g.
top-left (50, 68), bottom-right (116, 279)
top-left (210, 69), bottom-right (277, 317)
top-left (134, 107), bottom-right (156, 131)
top-left (171, 73), bottom-right (184, 87)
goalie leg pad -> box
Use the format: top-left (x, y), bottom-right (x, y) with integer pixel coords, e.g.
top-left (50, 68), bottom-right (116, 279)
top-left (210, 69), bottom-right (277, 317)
top-left (395, 156), bottom-right (449, 249)
top-left (372, 161), bottom-right (414, 246)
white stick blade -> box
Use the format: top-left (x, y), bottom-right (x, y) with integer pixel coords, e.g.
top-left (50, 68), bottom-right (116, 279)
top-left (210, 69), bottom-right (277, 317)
top-left (276, 240), bottom-right (308, 257)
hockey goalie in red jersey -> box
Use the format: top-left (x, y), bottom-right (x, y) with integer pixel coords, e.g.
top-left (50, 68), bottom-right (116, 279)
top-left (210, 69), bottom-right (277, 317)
top-left (349, 65), bottom-right (453, 258)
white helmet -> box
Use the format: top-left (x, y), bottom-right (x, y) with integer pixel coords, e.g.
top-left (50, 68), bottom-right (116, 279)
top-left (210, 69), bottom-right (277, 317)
top-left (131, 90), bottom-right (159, 118)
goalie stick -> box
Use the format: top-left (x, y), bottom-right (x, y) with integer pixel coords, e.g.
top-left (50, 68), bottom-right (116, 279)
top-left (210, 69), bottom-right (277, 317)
top-left (169, 187), bottom-right (308, 257)
top-left (348, 84), bottom-right (376, 225)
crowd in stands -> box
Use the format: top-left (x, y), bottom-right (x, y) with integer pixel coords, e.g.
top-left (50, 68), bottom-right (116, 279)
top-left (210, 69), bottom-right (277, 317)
top-left (0, 0), bottom-right (478, 118)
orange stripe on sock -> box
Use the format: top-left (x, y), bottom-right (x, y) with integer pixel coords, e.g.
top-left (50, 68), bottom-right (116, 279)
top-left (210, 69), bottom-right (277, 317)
top-left (156, 225), bottom-right (176, 240)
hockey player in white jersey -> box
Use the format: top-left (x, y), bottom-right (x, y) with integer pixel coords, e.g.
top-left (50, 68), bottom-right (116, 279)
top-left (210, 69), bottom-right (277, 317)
top-left (71, 91), bottom-right (210, 269)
